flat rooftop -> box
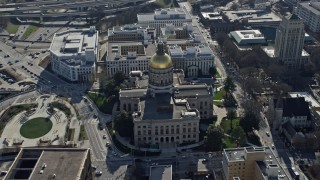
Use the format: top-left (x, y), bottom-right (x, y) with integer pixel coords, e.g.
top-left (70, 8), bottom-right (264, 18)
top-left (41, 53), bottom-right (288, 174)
top-left (174, 84), bottom-right (212, 97)
top-left (224, 147), bottom-right (290, 179)
top-left (138, 8), bottom-right (191, 22)
top-left (261, 46), bottom-right (309, 58)
top-left (140, 93), bottom-right (189, 120)
top-left (50, 27), bottom-right (98, 58)
top-left (288, 92), bottom-right (320, 107)
top-left (149, 165), bottom-right (172, 180)
top-left (201, 12), bottom-right (223, 20)
top-left (299, 2), bottom-right (320, 15)
top-left (223, 10), bottom-right (281, 23)
top-left (169, 45), bottom-right (214, 57)
top-left (5, 148), bottom-right (89, 180)
top-left (106, 41), bottom-right (156, 61)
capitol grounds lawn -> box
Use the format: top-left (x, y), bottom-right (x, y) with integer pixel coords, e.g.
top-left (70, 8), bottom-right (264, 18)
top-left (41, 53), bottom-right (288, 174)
top-left (221, 118), bottom-right (240, 148)
top-left (20, 117), bottom-right (53, 139)
top-left (87, 92), bottom-right (115, 114)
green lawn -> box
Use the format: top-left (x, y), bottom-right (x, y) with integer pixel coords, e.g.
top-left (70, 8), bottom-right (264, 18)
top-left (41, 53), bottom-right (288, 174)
top-left (221, 118), bottom-right (240, 134)
top-left (22, 25), bottom-right (39, 39)
top-left (214, 88), bottom-right (225, 101)
top-left (5, 22), bottom-right (19, 34)
top-left (87, 92), bottom-right (115, 114)
top-left (20, 118), bottom-right (53, 139)
top-left (224, 136), bottom-right (235, 148)
top-left (215, 71), bottom-right (221, 78)
top-left (78, 125), bottom-right (88, 141)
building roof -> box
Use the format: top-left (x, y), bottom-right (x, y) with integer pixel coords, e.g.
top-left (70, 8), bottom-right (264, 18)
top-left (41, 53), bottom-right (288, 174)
top-left (299, 2), bottom-right (320, 16)
top-left (222, 10), bottom-right (281, 24)
top-left (106, 41), bottom-right (156, 62)
top-left (288, 92), bottom-right (320, 108)
top-left (120, 88), bottom-right (148, 98)
top-left (229, 30), bottom-right (266, 45)
top-left (201, 12), bottom-right (223, 21)
top-left (139, 93), bottom-right (192, 120)
top-left (149, 165), bottom-right (172, 180)
top-left (282, 121), bottom-right (297, 137)
top-left (224, 147), bottom-right (290, 179)
top-left (138, 8), bottom-right (191, 22)
top-left (274, 97), bottom-right (312, 119)
top-left (5, 148), bottom-right (89, 180)
top-left (169, 45), bottom-right (214, 58)
top-left (50, 27), bottom-right (98, 60)
top-left (174, 84), bottom-right (212, 97)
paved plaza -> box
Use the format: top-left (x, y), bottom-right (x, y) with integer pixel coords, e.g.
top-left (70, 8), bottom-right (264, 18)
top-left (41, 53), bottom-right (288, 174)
top-left (0, 93), bottom-right (80, 148)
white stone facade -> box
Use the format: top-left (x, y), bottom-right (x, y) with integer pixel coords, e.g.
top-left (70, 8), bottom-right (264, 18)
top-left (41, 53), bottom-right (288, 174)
top-left (50, 27), bottom-right (98, 82)
top-left (169, 45), bottom-right (215, 77)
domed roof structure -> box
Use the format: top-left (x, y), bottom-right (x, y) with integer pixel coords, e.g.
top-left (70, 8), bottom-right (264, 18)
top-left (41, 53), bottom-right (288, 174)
top-left (150, 42), bottom-right (173, 69)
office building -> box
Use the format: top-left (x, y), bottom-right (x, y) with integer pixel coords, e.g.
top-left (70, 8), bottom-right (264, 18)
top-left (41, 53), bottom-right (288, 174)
top-left (50, 26), bottom-right (98, 82)
top-left (168, 45), bottom-right (214, 77)
top-left (106, 41), bottom-right (156, 77)
top-left (296, 2), bottom-right (320, 32)
top-left (119, 43), bottom-right (213, 146)
top-left (107, 24), bottom-right (155, 43)
top-left (4, 148), bottom-right (92, 180)
top-left (160, 23), bottom-right (193, 39)
top-left (229, 30), bottom-right (266, 45)
top-left (274, 15), bottom-right (308, 69)
top-left (222, 10), bottom-right (282, 28)
top-left (222, 147), bottom-right (290, 180)
top-left (137, 8), bottom-right (192, 36)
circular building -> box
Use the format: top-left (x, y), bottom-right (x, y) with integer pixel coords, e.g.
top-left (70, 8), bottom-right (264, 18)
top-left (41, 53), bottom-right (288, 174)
top-left (149, 43), bottom-right (173, 96)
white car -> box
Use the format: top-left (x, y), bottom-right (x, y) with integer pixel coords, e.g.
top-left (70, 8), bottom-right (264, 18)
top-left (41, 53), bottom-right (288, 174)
top-left (95, 171), bottom-right (102, 175)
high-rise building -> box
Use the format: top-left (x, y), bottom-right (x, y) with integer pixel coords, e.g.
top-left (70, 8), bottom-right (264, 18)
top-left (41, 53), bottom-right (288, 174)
top-left (274, 15), bottom-right (308, 69)
top-left (295, 2), bottom-right (320, 33)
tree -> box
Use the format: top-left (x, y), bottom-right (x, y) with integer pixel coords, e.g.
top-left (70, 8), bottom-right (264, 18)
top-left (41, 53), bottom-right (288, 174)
top-left (113, 71), bottom-right (125, 86)
top-left (105, 80), bottom-right (116, 97)
top-left (224, 76), bottom-right (236, 97)
top-left (209, 67), bottom-right (217, 77)
top-left (230, 3), bottom-right (239, 10)
top-left (113, 111), bottom-right (133, 137)
top-left (206, 125), bottom-right (224, 151)
top-left (231, 126), bottom-right (246, 146)
top-left (239, 99), bottom-right (261, 133)
top-left (216, 32), bottom-right (228, 46)
top-left (227, 109), bottom-right (236, 130)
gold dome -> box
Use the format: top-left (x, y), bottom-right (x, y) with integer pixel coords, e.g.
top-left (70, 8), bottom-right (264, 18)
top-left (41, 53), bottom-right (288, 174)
top-left (150, 42), bottom-right (173, 69)
top-left (150, 53), bottom-right (173, 69)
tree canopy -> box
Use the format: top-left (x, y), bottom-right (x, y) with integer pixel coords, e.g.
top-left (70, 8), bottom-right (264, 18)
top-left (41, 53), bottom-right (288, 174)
top-left (206, 125), bottom-right (224, 151)
top-left (114, 111), bottom-right (133, 137)
top-left (231, 126), bottom-right (246, 146)
top-left (239, 99), bottom-right (261, 133)
top-left (224, 76), bottom-right (236, 94)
